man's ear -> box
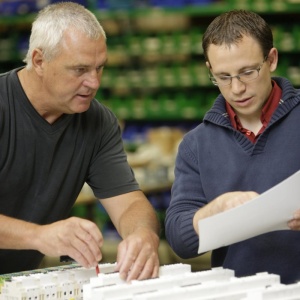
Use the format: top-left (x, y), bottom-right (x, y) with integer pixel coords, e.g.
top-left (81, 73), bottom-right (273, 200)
top-left (205, 61), bottom-right (210, 70)
top-left (32, 48), bottom-right (44, 76)
top-left (267, 48), bottom-right (278, 73)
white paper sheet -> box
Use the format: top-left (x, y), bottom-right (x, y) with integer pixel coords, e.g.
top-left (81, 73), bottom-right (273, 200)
top-left (198, 170), bottom-right (300, 254)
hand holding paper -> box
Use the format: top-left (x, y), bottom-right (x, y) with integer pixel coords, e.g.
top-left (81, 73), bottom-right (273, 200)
top-left (198, 170), bottom-right (300, 254)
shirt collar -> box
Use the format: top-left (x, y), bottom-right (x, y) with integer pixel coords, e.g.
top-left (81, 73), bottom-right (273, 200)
top-left (226, 80), bottom-right (282, 132)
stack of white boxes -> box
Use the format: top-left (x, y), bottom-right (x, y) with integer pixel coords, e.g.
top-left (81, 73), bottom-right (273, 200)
top-left (1, 263), bottom-right (300, 300)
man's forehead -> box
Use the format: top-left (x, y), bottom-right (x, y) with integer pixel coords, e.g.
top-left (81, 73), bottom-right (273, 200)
top-left (207, 38), bottom-right (261, 62)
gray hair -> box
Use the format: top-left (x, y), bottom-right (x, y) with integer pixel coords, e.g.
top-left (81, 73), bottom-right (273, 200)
top-left (24, 1), bottom-right (106, 69)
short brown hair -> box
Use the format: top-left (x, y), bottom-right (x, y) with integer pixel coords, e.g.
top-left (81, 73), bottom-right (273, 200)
top-left (202, 10), bottom-right (273, 62)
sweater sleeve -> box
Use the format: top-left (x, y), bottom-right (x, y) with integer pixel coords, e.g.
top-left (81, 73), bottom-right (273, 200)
top-left (165, 135), bottom-right (208, 259)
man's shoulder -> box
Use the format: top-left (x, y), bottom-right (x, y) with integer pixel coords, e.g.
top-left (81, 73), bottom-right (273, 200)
top-left (0, 68), bottom-right (20, 85)
top-left (0, 67), bottom-right (21, 77)
top-left (0, 70), bottom-right (12, 81)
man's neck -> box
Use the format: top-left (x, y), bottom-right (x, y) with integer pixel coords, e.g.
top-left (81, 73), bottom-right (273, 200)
top-left (17, 68), bottom-right (62, 125)
top-left (238, 115), bottom-right (263, 135)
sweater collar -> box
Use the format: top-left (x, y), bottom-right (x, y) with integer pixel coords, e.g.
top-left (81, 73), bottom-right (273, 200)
top-left (204, 77), bottom-right (300, 127)
top-left (225, 80), bottom-right (282, 134)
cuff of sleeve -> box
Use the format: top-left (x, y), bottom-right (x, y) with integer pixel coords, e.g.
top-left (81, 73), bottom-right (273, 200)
top-left (180, 209), bottom-right (200, 257)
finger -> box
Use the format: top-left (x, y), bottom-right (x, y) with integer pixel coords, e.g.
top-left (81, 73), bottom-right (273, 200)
top-left (66, 241), bottom-right (90, 268)
top-left (151, 262), bottom-right (160, 278)
top-left (129, 254), bottom-right (157, 281)
top-left (137, 250), bottom-right (159, 280)
top-left (79, 220), bottom-right (104, 247)
top-left (68, 227), bottom-right (102, 267)
top-left (127, 255), bottom-right (147, 281)
top-left (77, 221), bottom-right (103, 259)
top-left (288, 219), bottom-right (300, 230)
top-left (68, 236), bottom-right (98, 268)
top-left (117, 242), bottom-right (140, 280)
top-left (138, 257), bottom-right (159, 280)
top-left (293, 210), bottom-right (300, 220)
top-left (126, 242), bottom-right (153, 281)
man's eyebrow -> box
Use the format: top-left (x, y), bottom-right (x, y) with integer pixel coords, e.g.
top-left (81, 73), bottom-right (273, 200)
top-left (67, 58), bottom-right (108, 70)
top-left (66, 64), bottom-right (88, 69)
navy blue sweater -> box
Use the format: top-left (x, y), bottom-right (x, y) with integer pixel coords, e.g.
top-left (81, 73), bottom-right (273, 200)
top-left (165, 77), bottom-right (300, 284)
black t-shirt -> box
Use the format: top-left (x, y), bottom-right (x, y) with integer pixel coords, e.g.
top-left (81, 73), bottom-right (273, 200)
top-left (0, 68), bottom-right (139, 274)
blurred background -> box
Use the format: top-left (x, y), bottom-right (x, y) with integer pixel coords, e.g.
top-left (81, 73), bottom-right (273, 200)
top-left (2, 0), bottom-right (299, 270)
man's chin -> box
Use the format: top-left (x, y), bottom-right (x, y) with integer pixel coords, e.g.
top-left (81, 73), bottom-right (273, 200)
top-left (73, 103), bottom-right (91, 114)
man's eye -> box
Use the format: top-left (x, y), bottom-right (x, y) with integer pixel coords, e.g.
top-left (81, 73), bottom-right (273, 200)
top-left (75, 68), bottom-right (86, 74)
top-left (242, 70), bottom-right (255, 77)
top-left (219, 76), bottom-right (231, 82)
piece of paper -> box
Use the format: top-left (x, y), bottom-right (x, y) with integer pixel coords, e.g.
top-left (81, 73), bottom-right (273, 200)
top-left (198, 170), bottom-right (300, 254)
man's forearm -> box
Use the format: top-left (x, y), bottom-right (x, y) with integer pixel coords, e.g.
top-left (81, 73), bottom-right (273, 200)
top-left (0, 214), bottom-right (39, 250)
top-left (118, 199), bottom-right (160, 239)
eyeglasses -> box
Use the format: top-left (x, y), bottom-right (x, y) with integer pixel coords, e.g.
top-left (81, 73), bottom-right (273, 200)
top-left (209, 57), bottom-right (267, 86)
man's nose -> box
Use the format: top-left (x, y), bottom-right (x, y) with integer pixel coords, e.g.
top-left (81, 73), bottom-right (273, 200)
top-left (230, 76), bottom-right (246, 94)
top-left (84, 70), bottom-right (101, 89)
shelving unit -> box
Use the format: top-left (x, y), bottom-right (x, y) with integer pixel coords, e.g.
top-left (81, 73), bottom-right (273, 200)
top-left (1, 1), bottom-right (300, 121)
top-left (97, 4), bottom-right (300, 121)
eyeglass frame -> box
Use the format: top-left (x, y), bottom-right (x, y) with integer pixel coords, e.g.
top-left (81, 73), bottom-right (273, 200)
top-left (208, 56), bottom-right (269, 86)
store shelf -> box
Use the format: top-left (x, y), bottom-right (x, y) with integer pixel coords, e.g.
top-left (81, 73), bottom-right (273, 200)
top-left (2, 0), bottom-right (299, 24)
top-left (1, 1), bottom-right (300, 120)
